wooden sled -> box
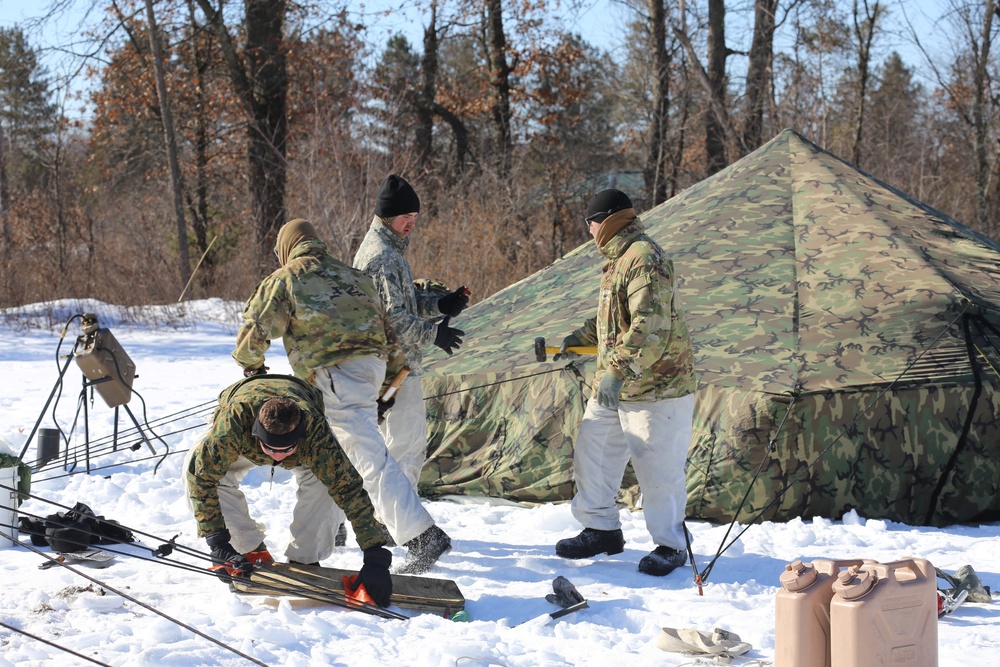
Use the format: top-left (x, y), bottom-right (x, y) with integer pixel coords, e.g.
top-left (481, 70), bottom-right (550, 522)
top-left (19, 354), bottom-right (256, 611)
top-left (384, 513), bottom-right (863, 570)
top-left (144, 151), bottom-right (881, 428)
top-left (231, 561), bottom-right (465, 615)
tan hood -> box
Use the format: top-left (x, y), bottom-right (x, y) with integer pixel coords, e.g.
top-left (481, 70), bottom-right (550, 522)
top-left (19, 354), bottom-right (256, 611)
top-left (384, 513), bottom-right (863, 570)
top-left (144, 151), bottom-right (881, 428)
top-left (275, 219), bottom-right (318, 265)
top-left (594, 208), bottom-right (637, 249)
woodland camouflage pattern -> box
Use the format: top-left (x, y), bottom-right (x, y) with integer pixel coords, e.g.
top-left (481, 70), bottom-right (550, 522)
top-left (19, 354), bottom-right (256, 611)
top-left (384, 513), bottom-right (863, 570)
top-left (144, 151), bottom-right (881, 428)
top-left (353, 218), bottom-right (445, 377)
top-left (418, 129), bottom-right (1000, 526)
top-left (568, 215), bottom-right (697, 401)
top-left (233, 237), bottom-right (404, 383)
top-left (185, 375), bottom-right (385, 549)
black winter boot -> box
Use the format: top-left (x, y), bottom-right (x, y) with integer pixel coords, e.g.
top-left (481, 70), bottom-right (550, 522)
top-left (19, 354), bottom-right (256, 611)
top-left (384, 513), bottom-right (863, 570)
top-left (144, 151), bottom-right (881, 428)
top-left (555, 528), bottom-right (625, 559)
top-left (397, 525), bottom-right (451, 574)
top-left (638, 545), bottom-right (686, 576)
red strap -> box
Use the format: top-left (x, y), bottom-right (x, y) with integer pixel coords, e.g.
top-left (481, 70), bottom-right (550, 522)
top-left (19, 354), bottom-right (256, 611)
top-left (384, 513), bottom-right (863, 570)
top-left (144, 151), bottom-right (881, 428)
top-left (209, 563), bottom-right (246, 578)
top-left (342, 574), bottom-right (376, 606)
top-left (243, 549), bottom-right (273, 566)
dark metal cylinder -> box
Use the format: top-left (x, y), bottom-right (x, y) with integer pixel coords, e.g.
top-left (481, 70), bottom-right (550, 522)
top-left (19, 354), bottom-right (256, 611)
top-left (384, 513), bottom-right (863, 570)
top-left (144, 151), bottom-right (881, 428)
top-left (37, 428), bottom-right (60, 466)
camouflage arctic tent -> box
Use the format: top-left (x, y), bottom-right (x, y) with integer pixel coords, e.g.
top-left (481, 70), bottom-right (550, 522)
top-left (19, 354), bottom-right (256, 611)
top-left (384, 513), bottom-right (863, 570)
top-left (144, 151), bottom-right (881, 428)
top-left (418, 129), bottom-right (1000, 527)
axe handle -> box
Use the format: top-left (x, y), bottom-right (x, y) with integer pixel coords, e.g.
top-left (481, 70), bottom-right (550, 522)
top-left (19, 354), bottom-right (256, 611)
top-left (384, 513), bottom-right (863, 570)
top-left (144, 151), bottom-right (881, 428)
top-left (546, 346), bottom-right (598, 355)
top-left (380, 366), bottom-right (411, 402)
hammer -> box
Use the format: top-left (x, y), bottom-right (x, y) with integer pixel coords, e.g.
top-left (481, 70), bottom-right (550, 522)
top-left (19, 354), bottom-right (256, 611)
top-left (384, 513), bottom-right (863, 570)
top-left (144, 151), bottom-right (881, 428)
top-left (380, 366), bottom-right (411, 402)
top-left (534, 337), bottom-right (598, 362)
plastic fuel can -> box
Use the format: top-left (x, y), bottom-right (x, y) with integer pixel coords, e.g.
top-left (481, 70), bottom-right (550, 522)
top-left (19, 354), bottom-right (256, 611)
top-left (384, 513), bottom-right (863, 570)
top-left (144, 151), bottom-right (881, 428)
top-left (775, 558), bottom-right (866, 667)
top-left (830, 558), bottom-right (938, 667)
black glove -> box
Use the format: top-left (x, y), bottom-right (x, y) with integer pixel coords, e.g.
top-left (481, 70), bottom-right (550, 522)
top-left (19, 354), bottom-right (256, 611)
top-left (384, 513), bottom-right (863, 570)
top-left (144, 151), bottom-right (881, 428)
top-left (553, 334), bottom-right (583, 361)
top-left (244, 365), bottom-right (268, 378)
top-left (437, 286), bottom-right (470, 318)
top-left (377, 396), bottom-right (396, 424)
top-left (433, 316), bottom-right (464, 355)
top-left (206, 529), bottom-right (254, 580)
top-left (357, 546), bottom-right (393, 607)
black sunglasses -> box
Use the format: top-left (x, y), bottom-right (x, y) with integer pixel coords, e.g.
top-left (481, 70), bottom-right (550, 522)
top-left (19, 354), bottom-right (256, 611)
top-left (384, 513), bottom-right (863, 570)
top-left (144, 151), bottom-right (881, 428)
top-left (584, 209), bottom-right (615, 226)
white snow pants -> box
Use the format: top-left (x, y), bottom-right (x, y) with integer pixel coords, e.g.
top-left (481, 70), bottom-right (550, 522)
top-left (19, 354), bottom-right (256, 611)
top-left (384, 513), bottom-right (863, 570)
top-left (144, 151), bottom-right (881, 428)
top-left (379, 374), bottom-right (428, 492)
top-left (182, 447), bottom-right (338, 563)
top-left (314, 356), bottom-right (434, 546)
top-left (571, 393), bottom-right (695, 551)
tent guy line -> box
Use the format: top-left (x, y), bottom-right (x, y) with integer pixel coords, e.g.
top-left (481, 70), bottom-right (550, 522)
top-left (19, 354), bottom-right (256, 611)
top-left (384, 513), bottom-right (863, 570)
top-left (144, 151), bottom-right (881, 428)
top-left (697, 300), bottom-right (975, 585)
top-left (0, 528), bottom-right (270, 667)
top-left (0, 619), bottom-right (113, 667)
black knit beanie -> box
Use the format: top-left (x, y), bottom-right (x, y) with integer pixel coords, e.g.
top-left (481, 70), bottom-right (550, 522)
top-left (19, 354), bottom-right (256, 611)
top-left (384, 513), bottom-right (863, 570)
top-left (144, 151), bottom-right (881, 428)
top-left (586, 189), bottom-right (633, 219)
top-left (375, 174), bottom-right (420, 217)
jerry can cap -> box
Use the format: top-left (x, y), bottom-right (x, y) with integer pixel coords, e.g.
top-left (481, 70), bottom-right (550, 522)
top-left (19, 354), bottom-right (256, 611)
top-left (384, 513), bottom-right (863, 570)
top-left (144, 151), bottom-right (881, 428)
top-left (833, 566), bottom-right (877, 600)
top-left (779, 560), bottom-right (818, 592)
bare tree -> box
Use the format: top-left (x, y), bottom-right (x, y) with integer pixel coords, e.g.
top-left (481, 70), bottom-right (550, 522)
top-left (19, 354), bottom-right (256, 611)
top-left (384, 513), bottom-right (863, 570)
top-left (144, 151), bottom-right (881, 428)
top-left (195, 0), bottom-right (289, 268)
top-left (705, 0), bottom-right (729, 173)
top-left (908, 0), bottom-right (999, 235)
top-left (484, 0), bottom-right (514, 173)
top-left (743, 0), bottom-right (779, 152)
top-left (143, 0), bottom-right (192, 295)
top-left (850, 0), bottom-right (882, 167)
top-left (645, 0), bottom-right (671, 205)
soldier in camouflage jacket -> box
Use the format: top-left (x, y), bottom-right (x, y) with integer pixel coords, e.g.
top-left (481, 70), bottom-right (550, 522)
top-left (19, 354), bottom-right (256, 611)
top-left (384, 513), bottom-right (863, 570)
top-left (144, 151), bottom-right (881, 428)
top-left (553, 189), bottom-right (697, 578)
top-left (233, 218), bottom-right (452, 574)
top-left (353, 175), bottom-right (469, 491)
top-left (183, 375), bottom-right (385, 568)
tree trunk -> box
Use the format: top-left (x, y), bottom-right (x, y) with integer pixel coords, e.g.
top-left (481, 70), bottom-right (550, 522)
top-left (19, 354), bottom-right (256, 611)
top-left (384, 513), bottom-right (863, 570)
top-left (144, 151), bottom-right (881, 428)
top-left (145, 0), bottom-right (193, 297)
top-left (0, 122), bottom-right (9, 260)
top-left (185, 0), bottom-right (212, 267)
top-left (485, 0), bottom-right (513, 173)
top-left (673, 2), bottom-right (739, 156)
top-left (415, 1), bottom-right (439, 167)
top-left (705, 0), bottom-right (728, 174)
top-left (973, 0), bottom-right (995, 232)
top-left (743, 0), bottom-right (778, 153)
top-left (645, 0), bottom-right (670, 206)
top-left (195, 0), bottom-right (287, 269)
top-left (851, 0), bottom-right (882, 168)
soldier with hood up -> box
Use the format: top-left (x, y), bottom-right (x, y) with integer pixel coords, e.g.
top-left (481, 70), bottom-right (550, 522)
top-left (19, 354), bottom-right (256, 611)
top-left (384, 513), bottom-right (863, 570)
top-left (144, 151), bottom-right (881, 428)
top-left (551, 189), bottom-right (697, 577)
top-left (232, 218), bottom-right (452, 574)
top-left (353, 174), bottom-right (469, 494)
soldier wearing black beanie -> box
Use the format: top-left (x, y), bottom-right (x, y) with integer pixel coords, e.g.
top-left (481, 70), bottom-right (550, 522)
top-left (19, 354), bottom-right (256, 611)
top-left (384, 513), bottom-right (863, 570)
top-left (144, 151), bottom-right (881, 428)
top-left (374, 174), bottom-right (421, 218)
top-left (586, 188), bottom-right (633, 222)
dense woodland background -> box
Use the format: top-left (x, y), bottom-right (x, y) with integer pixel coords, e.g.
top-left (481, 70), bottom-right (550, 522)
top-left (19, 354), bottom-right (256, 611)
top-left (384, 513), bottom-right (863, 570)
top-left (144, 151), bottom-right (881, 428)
top-left (1, 0), bottom-right (998, 310)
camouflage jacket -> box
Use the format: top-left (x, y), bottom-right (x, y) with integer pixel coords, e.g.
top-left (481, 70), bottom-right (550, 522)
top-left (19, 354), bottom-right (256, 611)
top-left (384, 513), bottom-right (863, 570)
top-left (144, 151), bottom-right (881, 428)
top-left (572, 216), bottom-right (697, 402)
top-left (233, 237), bottom-right (404, 382)
top-left (353, 218), bottom-right (444, 376)
top-left (185, 375), bottom-right (384, 549)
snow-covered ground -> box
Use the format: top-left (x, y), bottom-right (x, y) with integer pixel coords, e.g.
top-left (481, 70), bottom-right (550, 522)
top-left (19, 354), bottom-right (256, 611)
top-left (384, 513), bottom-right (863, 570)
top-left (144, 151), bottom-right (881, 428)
top-left (1, 300), bottom-right (997, 666)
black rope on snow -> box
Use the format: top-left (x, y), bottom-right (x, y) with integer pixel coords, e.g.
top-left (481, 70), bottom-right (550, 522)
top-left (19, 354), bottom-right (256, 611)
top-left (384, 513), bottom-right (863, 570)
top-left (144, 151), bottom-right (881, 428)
top-left (421, 364), bottom-right (573, 400)
top-left (29, 400), bottom-right (216, 471)
top-left (0, 481), bottom-right (211, 564)
top-left (0, 529), bottom-right (271, 667)
top-left (0, 516), bottom-right (406, 621)
top-left (924, 314), bottom-right (985, 525)
top-left (694, 302), bottom-right (974, 585)
top-left (33, 448), bottom-right (191, 484)
top-left (0, 488), bottom-right (409, 621)
top-left (696, 395), bottom-right (797, 585)
top-left (0, 619), bottom-right (113, 667)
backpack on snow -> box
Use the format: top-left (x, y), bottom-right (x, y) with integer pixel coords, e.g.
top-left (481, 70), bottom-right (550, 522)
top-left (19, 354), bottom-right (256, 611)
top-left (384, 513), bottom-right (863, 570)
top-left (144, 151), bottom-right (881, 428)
top-left (19, 501), bottom-right (135, 553)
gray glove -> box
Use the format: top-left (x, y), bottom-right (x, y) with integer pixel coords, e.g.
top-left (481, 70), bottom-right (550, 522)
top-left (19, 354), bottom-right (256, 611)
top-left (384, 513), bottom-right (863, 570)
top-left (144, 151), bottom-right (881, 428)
top-left (546, 575), bottom-right (586, 608)
top-left (553, 334), bottom-right (583, 361)
top-left (596, 374), bottom-right (624, 408)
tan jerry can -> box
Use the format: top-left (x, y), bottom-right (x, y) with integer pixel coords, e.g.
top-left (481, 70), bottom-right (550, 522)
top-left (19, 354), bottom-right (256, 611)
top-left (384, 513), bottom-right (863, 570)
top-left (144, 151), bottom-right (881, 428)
top-left (775, 558), bottom-right (867, 667)
top-left (830, 558), bottom-right (938, 667)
